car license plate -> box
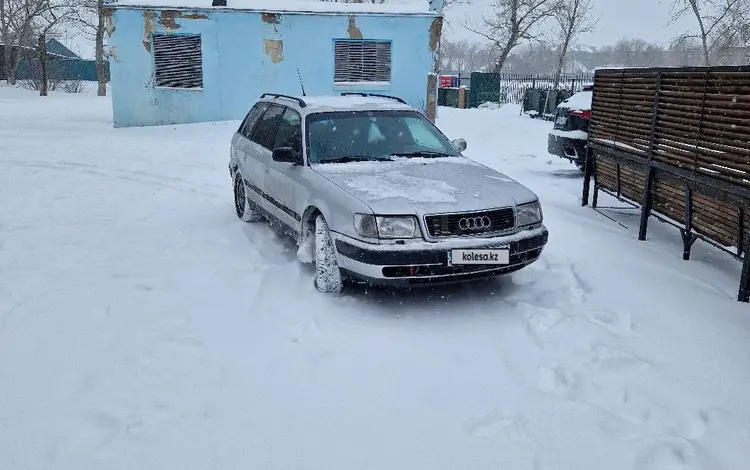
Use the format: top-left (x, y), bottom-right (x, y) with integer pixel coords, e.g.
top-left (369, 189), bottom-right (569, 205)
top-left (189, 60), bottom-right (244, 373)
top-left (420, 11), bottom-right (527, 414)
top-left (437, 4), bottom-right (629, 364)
top-left (449, 249), bottom-right (510, 266)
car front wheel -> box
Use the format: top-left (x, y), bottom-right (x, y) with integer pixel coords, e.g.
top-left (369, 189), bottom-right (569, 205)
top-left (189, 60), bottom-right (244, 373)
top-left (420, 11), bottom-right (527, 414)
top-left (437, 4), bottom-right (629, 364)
top-left (314, 215), bottom-right (343, 293)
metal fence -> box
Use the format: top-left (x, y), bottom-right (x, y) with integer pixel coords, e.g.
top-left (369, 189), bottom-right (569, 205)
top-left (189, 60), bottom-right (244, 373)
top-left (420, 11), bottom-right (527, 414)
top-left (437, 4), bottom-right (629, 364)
top-left (15, 57), bottom-right (106, 82)
top-left (459, 72), bottom-right (594, 107)
top-left (581, 65), bottom-right (750, 302)
top-left (1, 45), bottom-right (107, 82)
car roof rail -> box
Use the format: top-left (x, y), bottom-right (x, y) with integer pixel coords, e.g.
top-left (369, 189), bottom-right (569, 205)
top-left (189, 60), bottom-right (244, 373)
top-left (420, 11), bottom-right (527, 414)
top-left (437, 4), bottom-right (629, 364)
top-left (260, 93), bottom-right (307, 108)
top-left (340, 92), bottom-right (407, 105)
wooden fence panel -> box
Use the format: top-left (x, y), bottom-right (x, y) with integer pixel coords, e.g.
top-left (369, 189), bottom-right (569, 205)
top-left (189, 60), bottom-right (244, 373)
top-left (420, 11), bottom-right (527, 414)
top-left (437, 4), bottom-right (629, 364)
top-left (582, 65), bottom-right (750, 302)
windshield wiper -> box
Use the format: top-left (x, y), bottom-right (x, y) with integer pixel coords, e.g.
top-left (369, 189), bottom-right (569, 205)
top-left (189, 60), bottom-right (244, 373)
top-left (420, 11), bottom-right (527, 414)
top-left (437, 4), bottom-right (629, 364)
top-left (391, 151), bottom-right (454, 159)
top-left (320, 156), bottom-right (391, 164)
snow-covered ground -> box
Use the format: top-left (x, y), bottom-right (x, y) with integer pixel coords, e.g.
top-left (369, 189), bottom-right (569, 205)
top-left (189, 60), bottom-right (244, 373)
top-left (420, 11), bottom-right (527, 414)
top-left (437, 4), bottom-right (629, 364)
top-left (2, 84), bottom-right (749, 470)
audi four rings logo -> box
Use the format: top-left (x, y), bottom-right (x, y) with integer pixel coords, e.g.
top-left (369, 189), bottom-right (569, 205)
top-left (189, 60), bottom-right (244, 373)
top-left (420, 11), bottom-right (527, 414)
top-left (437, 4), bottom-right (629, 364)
top-left (458, 216), bottom-right (492, 230)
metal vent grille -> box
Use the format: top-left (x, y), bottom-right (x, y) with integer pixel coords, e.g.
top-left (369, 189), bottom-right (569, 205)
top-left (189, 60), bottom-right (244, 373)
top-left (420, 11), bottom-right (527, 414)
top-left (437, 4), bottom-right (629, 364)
top-left (333, 39), bottom-right (391, 83)
top-left (153, 34), bottom-right (203, 89)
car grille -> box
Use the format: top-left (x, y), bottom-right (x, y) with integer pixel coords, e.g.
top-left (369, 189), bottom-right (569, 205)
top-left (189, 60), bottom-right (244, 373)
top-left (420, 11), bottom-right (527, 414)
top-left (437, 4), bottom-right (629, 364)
top-left (424, 207), bottom-right (515, 238)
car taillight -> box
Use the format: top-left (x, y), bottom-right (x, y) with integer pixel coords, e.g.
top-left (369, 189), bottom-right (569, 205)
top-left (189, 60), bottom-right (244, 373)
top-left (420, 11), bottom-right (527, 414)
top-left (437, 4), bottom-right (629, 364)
top-left (570, 109), bottom-right (591, 119)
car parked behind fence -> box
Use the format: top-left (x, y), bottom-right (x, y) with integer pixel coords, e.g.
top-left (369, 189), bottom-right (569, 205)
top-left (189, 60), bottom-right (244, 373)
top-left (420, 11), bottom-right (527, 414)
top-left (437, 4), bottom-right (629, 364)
top-left (547, 84), bottom-right (593, 169)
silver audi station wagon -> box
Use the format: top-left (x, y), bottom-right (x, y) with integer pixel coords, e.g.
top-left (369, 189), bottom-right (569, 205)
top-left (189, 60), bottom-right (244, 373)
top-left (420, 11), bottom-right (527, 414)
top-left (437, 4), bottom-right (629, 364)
top-left (229, 92), bottom-right (548, 293)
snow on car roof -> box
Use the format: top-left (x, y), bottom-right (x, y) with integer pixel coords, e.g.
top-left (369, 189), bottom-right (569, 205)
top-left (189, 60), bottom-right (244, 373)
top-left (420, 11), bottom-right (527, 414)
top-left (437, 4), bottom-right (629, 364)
top-left (107, 0), bottom-right (436, 14)
top-left (262, 94), bottom-right (416, 113)
top-left (558, 90), bottom-right (592, 111)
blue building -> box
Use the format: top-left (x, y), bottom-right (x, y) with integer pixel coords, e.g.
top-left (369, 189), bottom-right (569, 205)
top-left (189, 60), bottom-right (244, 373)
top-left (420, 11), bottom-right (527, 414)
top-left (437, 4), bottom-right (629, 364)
top-left (104, 0), bottom-right (444, 127)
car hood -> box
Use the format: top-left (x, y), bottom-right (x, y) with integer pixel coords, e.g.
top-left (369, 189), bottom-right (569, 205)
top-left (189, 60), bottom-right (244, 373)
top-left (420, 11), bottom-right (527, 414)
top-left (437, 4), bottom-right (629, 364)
top-left (311, 156), bottom-right (538, 215)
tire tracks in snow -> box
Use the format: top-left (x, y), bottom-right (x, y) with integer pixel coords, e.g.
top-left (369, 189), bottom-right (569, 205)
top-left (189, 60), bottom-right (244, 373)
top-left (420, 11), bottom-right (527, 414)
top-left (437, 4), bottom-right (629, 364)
top-left (0, 159), bottom-right (223, 198)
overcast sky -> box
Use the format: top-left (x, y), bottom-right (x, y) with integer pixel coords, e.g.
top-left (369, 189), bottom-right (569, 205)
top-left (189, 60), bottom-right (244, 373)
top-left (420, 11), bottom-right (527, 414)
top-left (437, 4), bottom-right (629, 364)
top-left (444, 0), bottom-right (696, 48)
top-left (65, 0), bottom-right (697, 59)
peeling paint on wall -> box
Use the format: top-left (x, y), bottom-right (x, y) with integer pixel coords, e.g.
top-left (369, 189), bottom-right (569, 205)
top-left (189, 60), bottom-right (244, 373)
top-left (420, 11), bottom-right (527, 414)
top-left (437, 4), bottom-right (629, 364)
top-left (182, 13), bottom-right (208, 20)
top-left (428, 17), bottom-right (443, 75)
top-left (426, 74), bottom-right (438, 122)
top-left (109, 46), bottom-right (120, 63)
top-left (263, 39), bottom-right (284, 63)
top-left (103, 8), bottom-right (116, 36)
top-left (159, 10), bottom-right (182, 30)
top-left (142, 10), bottom-right (155, 52)
top-left (261, 12), bottom-right (279, 24)
top-left (158, 10), bottom-right (209, 30)
top-left (347, 15), bottom-right (362, 39)
top-left (261, 12), bottom-right (281, 32)
top-left (428, 17), bottom-right (443, 52)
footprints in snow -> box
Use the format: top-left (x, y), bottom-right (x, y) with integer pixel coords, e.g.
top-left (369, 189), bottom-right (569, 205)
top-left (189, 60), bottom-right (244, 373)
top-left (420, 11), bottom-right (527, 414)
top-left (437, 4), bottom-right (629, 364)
top-left (600, 401), bottom-right (712, 443)
top-left (511, 260), bottom-right (711, 465)
top-left (536, 344), bottom-right (650, 401)
top-left (586, 309), bottom-right (633, 337)
top-left (508, 258), bottom-right (592, 309)
top-left (465, 410), bottom-right (527, 438)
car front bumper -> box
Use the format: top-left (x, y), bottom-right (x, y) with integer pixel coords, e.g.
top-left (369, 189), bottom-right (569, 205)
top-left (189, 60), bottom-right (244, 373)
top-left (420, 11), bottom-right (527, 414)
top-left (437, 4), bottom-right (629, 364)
top-left (548, 133), bottom-right (587, 166)
top-left (333, 226), bottom-right (548, 288)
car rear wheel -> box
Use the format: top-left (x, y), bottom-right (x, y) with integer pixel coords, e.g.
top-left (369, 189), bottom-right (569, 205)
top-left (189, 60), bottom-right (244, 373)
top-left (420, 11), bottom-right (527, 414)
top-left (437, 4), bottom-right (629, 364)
top-left (313, 215), bottom-right (343, 293)
top-left (233, 172), bottom-right (262, 222)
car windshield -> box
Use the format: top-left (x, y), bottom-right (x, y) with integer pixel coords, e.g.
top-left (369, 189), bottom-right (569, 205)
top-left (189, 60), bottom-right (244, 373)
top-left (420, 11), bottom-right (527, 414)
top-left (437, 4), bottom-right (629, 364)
top-left (306, 110), bottom-right (461, 164)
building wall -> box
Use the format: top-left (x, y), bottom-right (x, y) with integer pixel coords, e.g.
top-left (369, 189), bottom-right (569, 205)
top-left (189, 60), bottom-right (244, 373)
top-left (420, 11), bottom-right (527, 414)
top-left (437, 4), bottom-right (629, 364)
top-left (106, 8), bottom-right (441, 127)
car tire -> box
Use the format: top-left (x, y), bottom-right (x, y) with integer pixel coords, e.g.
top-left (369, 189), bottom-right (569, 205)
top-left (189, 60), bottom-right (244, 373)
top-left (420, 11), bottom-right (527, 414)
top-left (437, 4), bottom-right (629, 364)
top-left (233, 172), bottom-right (262, 222)
top-left (313, 215), bottom-right (343, 294)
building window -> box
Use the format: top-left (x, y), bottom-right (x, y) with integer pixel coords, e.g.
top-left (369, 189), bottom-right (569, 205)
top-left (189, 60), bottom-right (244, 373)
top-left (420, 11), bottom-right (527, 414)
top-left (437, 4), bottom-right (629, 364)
top-left (152, 34), bottom-right (203, 90)
top-left (333, 39), bottom-right (391, 87)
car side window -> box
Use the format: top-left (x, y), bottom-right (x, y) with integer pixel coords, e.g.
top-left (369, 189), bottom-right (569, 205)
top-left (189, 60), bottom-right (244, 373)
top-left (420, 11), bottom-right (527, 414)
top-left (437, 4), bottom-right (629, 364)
top-left (273, 108), bottom-right (303, 157)
top-left (238, 102), bottom-right (269, 138)
top-left (250, 104), bottom-right (285, 150)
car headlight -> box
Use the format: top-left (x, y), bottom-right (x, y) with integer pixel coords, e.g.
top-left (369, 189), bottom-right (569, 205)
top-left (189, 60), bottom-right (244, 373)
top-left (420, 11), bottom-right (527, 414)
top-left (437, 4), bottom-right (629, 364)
top-left (516, 201), bottom-right (543, 226)
top-left (353, 214), bottom-right (420, 238)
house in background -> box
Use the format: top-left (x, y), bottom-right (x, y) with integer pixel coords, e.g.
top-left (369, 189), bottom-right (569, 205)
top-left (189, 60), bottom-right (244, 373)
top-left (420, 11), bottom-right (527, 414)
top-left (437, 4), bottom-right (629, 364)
top-left (103, 0), bottom-right (444, 128)
top-left (1, 39), bottom-right (106, 82)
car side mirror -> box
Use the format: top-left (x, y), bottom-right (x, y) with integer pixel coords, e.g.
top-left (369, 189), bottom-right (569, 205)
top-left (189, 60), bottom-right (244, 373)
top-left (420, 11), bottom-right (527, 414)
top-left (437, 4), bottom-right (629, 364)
top-left (272, 147), bottom-right (299, 164)
top-left (452, 138), bottom-right (467, 152)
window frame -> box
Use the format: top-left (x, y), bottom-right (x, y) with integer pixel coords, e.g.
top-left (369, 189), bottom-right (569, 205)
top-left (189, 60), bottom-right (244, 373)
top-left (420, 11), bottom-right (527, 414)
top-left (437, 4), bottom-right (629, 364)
top-left (250, 104), bottom-right (286, 151)
top-left (151, 32), bottom-right (204, 91)
top-left (273, 107), bottom-right (304, 164)
top-left (237, 102), bottom-right (270, 138)
top-left (332, 38), bottom-right (392, 91)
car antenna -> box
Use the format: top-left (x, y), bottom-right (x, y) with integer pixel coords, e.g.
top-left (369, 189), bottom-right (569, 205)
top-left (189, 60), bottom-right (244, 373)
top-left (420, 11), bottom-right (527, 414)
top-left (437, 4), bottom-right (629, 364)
top-left (296, 68), bottom-right (307, 97)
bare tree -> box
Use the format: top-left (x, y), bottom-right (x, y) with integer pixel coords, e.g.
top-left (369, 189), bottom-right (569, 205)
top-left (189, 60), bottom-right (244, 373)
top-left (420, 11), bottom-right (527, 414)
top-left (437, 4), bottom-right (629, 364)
top-left (440, 38), bottom-right (486, 73)
top-left (31, 0), bottom-right (74, 95)
top-left (667, 0), bottom-right (750, 66)
top-left (551, 0), bottom-right (597, 88)
top-left (70, 0), bottom-right (107, 95)
top-left (0, 0), bottom-right (73, 85)
top-left (443, 0), bottom-right (471, 9)
top-left (666, 36), bottom-right (704, 65)
top-left (465, 0), bottom-right (560, 73)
